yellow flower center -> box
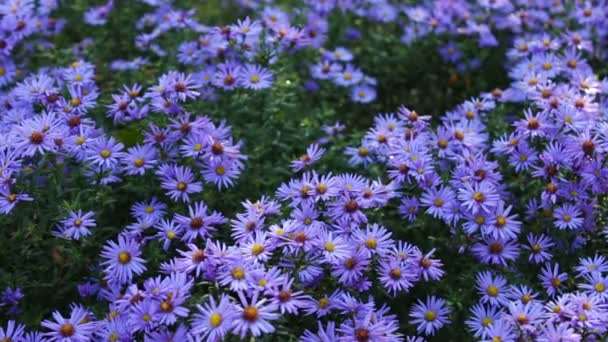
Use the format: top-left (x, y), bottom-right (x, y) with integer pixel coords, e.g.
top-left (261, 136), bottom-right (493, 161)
top-left (100, 149), bottom-right (111, 158)
top-left (486, 285), bottom-right (499, 297)
top-left (209, 312), bottom-right (223, 327)
top-left (134, 158), bottom-right (145, 167)
top-left (424, 310), bottom-right (436, 321)
top-left (251, 243), bottom-right (264, 256)
top-left (118, 252), bottom-right (131, 264)
top-left (482, 317), bottom-right (493, 327)
top-left (231, 267), bottom-right (245, 280)
top-left (595, 283), bottom-right (605, 292)
top-left (365, 238), bottom-right (377, 249)
top-left (318, 298), bottom-right (330, 308)
top-left (324, 242), bottom-right (335, 252)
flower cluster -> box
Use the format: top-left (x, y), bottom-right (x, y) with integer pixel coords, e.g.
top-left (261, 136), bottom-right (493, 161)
top-left (2, 0), bottom-right (608, 341)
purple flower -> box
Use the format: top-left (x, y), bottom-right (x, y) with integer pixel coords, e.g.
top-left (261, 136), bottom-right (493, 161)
top-left (378, 257), bottom-right (415, 295)
top-left (174, 201), bottom-right (227, 242)
top-left (553, 204), bottom-right (584, 230)
top-left (213, 61), bottom-right (241, 90)
top-left (232, 291), bottom-right (279, 338)
top-left (0, 188), bottom-right (33, 214)
top-left (191, 295), bottom-right (236, 341)
top-left (291, 144), bottom-right (325, 172)
top-left (351, 84), bottom-right (377, 103)
top-left (539, 263), bottom-right (567, 297)
top-left (85, 136), bottom-right (125, 170)
top-left (482, 319), bottom-right (516, 342)
top-left (476, 271), bottom-right (509, 306)
top-left (13, 113), bottom-right (62, 157)
top-left (409, 296), bottom-right (451, 336)
top-left (100, 235), bottom-right (147, 284)
top-left (41, 306), bottom-right (96, 341)
top-left (523, 233), bottom-right (554, 264)
top-left (121, 144), bottom-right (158, 176)
top-left (131, 197), bottom-right (167, 222)
top-left (331, 250), bottom-right (370, 285)
top-left (458, 181), bottom-right (500, 214)
top-left (465, 304), bottom-right (501, 338)
top-left (239, 64), bottom-right (273, 89)
top-left (54, 210), bottom-right (96, 240)
top-left (0, 321), bottom-right (25, 342)
top-left (471, 237), bottom-right (519, 266)
top-left (159, 164), bottom-right (203, 203)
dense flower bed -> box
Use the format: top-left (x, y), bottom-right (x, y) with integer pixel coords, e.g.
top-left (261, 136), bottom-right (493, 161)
top-left (1, 0), bottom-right (608, 341)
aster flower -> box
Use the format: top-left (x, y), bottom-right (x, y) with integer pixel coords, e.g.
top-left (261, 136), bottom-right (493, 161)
top-left (523, 233), bottom-right (554, 264)
top-left (353, 224), bottom-right (394, 257)
top-left (0, 321), bottom-right (25, 342)
top-left (351, 84), bottom-right (377, 104)
top-left (131, 197), bottom-right (167, 222)
top-left (378, 257), bottom-right (415, 295)
top-left (0, 188), bottom-right (33, 214)
top-left (481, 319), bottom-right (516, 342)
top-left (301, 321), bottom-right (338, 342)
top-left (213, 61), bottom-right (241, 90)
top-left (472, 237), bottom-right (519, 266)
top-left (41, 306), bottom-right (96, 341)
top-left (191, 295), bottom-right (235, 341)
top-left (476, 271), bottom-right (509, 306)
top-left (537, 324), bottom-right (581, 342)
top-left (414, 249), bottom-right (445, 281)
top-left (465, 304), bottom-right (501, 338)
top-left (458, 181), bottom-right (500, 214)
top-left (12, 113), bottom-right (62, 157)
top-left (331, 250), bottom-right (370, 285)
top-left (129, 299), bottom-right (159, 333)
top-left (54, 210), bottom-right (96, 240)
top-left (239, 64), bottom-right (273, 90)
top-left (202, 158), bottom-right (242, 189)
top-left (153, 219), bottom-right (181, 251)
top-left (159, 164), bottom-right (203, 203)
top-left (121, 144), bottom-right (158, 176)
top-left (270, 278), bottom-right (308, 315)
top-left (420, 186), bottom-right (456, 219)
top-left (539, 263), bottom-right (567, 297)
top-left (317, 231), bottom-right (349, 262)
top-left (345, 146), bottom-right (373, 167)
top-left (409, 296), bottom-right (451, 336)
top-left (232, 291), bottom-right (279, 338)
top-left (575, 255), bottom-right (608, 277)
top-left (292, 144), bottom-right (325, 172)
top-left (507, 301), bottom-right (544, 328)
top-left (553, 204), bottom-right (584, 230)
top-left (85, 136), bottom-right (125, 170)
top-left (174, 200), bottom-right (226, 242)
top-left (100, 235), bottom-right (147, 285)
top-left (579, 272), bottom-right (608, 299)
